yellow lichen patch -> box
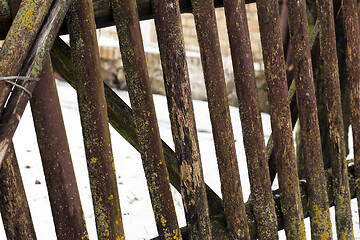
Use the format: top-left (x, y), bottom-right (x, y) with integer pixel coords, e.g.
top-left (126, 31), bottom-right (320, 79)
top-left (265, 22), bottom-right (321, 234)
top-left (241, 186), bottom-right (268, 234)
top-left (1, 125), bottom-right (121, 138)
top-left (160, 215), bottom-right (167, 227)
top-left (90, 157), bottom-right (97, 164)
top-left (108, 194), bottom-right (114, 200)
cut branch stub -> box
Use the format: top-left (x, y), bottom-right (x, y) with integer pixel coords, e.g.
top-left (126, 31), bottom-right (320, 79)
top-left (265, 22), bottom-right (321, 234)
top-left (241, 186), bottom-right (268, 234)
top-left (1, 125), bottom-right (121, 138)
top-left (111, 0), bottom-right (182, 238)
top-left (66, 0), bottom-right (125, 238)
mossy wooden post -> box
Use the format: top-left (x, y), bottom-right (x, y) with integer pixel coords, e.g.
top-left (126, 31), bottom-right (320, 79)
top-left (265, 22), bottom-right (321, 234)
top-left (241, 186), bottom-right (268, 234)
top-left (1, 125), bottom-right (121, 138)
top-left (317, 0), bottom-right (354, 237)
top-left (190, 0), bottom-right (249, 238)
top-left (0, 0), bottom-right (53, 237)
top-left (66, 0), bottom-right (125, 239)
top-left (287, 0), bottom-right (333, 238)
top-left (222, 0), bottom-right (278, 239)
top-left (0, 144), bottom-right (37, 239)
top-left (256, 0), bottom-right (306, 238)
top-left (111, 0), bottom-right (182, 238)
top-left (30, 58), bottom-right (89, 239)
top-left (150, 0), bottom-right (212, 238)
top-left (343, 0), bottom-right (360, 236)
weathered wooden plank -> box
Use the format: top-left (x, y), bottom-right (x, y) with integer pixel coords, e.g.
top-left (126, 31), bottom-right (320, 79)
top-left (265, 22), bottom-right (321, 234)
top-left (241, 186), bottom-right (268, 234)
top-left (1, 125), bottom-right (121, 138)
top-left (111, 0), bottom-right (182, 238)
top-left (149, 0), bottom-right (211, 238)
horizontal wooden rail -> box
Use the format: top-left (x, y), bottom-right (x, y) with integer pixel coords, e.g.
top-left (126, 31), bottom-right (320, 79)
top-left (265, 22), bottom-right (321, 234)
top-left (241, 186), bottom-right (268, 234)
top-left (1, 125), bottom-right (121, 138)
top-left (0, 0), bottom-right (258, 39)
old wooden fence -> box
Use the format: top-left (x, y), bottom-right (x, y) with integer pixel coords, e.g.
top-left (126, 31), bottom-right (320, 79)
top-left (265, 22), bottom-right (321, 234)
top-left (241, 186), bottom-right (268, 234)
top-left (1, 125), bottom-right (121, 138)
top-left (0, 0), bottom-right (359, 239)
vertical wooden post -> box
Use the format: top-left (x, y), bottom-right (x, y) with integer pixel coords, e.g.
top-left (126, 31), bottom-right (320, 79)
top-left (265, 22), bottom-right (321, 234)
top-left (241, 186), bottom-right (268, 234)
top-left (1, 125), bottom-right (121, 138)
top-left (190, 0), bottom-right (250, 238)
top-left (342, 0), bottom-right (360, 236)
top-left (30, 58), bottom-right (89, 239)
top-left (66, 0), bottom-right (125, 238)
top-left (256, 0), bottom-right (306, 238)
top-left (150, 0), bottom-right (212, 238)
top-left (287, 0), bottom-right (333, 238)
top-left (111, 0), bottom-right (182, 238)
top-left (317, 0), bottom-right (354, 237)
top-left (222, 0), bottom-right (278, 239)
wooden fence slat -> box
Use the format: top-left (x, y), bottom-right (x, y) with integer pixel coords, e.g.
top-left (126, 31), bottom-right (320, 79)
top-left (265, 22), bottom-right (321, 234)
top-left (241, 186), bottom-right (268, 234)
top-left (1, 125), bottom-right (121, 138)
top-left (256, 0), bottom-right (306, 238)
top-left (0, 144), bottom-right (37, 239)
top-left (30, 58), bottom-right (89, 239)
top-left (150, 0), bottom-right (212, 238)
top-left (222, 0), bottom-right (278, 239)
top-left (50, 37), bottom-right (226, 219)
top-left (66, 0), bottom-right (125, 238)
top-left (50, 34), bottom-right (360, 239)
top-left (190, 0), bottom-right (250, 238)
top-left (343, 0), bottom-right (360, 236)
top-left (267, 20), bottom-right (321, 184)
top-left (317, 0), bottom-right (354, 238)
top-left (111, 0), bottom-right (182, 238)
top-left (287, 0), bottom-right (333, 238)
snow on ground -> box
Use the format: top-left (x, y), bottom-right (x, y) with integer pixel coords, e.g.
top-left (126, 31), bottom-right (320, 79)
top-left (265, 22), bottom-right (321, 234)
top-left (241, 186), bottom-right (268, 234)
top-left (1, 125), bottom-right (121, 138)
top-left (0, 80), bottom-right (358, 239)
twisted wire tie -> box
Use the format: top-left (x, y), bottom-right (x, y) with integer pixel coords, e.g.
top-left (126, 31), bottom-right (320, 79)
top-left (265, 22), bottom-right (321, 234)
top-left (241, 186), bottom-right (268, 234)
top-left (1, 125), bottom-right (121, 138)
top-left (0, 76), bottom-right (40, 98)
